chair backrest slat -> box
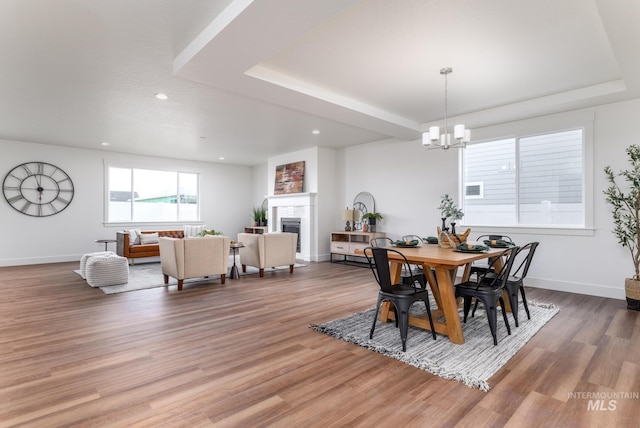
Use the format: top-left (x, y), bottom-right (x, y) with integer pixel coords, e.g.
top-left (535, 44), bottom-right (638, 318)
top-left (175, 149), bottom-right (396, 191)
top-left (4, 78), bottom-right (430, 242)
top-left (511, 241), bottom-right (539, 278)
top-left (370, 237), bottom-right (394, 248)
top-left (476, 234), bottom-right (514, 244)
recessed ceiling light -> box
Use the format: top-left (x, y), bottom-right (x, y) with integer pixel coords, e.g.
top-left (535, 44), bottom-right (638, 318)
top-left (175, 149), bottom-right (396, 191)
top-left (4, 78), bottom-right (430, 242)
top-left (155, 93), bottom-right (168, 100)
top-left (100, 141), bottom-right (110, 146)
top-left (312, 129), bottom-right (320, 135)
top-left (218, 157), bottom-right (225, 160)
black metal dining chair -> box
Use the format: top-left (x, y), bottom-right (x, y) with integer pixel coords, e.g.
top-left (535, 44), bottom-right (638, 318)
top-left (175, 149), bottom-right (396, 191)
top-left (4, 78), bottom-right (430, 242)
top-left (401, 234), bottom-right (423, 244)
top-left (470, 234), bottom-right (515, 278)
top-left (455, 246), bottom-right (520, 345)
top-left (474, 242), bottom-right (539, 327)
top-left (400, 234), bottom-right (427, 284)
top-left (364, 247), bottom-right (436, 351)
top-left (370, 237), bottom-right (394, 248)
top-left (371, 236), bottom-right (426, 285)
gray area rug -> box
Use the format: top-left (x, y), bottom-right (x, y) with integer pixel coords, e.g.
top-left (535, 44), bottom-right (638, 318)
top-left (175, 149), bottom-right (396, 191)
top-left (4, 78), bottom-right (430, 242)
top-left (311, 300), bottom-right (559, 391)
top-left (74, 256), bottom-right (306, 294)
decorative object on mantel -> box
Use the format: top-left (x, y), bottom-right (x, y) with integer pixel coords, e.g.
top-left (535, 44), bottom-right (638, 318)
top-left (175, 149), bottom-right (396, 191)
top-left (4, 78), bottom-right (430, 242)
top-left (274, 161), bottom-right (305, 194)
top-left (422, 67), bottom-right (471, 151)
top-left (342, 208), bottom-right (354, 231)
top-left (437, 194), bottom-right (467, 247)
top-left (352, 191), bottom-right (375, 231)
top-left (362, 212), bottom-right (383, 233)
top-left (604, 145), bottom-right (640, 311)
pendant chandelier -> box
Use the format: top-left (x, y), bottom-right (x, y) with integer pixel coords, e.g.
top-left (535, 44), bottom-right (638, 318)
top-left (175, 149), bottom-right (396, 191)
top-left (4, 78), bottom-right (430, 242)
top-left (422, 67), bottom-right (470, 150)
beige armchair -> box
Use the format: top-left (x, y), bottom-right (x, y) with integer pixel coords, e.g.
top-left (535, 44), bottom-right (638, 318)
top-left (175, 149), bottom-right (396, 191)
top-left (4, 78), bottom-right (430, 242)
top-left (237, 232), bottom-right (297, 277)
top-left (159, 236), bottom-right (231, 290)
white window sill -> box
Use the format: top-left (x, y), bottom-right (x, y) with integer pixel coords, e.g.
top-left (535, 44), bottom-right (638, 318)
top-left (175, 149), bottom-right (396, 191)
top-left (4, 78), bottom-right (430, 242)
top-left (462, 224), bottom-right (595, 237)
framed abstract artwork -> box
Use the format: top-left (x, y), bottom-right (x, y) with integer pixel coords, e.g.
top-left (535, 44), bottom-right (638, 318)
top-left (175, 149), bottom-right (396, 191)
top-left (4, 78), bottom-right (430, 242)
top-left (274, 161), bottom-right (305, 194)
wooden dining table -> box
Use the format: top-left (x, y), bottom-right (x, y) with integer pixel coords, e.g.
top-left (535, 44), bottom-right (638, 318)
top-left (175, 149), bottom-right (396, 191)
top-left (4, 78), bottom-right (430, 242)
top-left (372, 244), bottom-right (507, 344)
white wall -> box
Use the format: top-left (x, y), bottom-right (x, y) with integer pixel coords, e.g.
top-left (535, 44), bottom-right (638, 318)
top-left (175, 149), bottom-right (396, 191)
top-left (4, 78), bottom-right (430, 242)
top-left (317, 146), bottom-right (340, 260)
top-left (0, 139), bottom-right (252, 266)
top-left (340, 98), bottom-right (640, 300)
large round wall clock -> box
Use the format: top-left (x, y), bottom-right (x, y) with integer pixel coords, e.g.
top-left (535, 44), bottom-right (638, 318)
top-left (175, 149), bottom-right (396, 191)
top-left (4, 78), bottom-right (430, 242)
top-left (2, 162), bottom-right (74, 217)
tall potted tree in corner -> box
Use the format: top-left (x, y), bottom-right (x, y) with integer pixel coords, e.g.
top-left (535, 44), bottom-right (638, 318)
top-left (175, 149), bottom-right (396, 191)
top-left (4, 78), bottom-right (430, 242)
top-left (604, 144), bottom-right (640, 311)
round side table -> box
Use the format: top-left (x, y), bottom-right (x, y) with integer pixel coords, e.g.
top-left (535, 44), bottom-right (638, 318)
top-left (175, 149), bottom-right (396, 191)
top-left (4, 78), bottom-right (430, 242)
top-left (229, 242), bottom-right (245, 279)
top-left (95, 239), bottom-right (117, 251)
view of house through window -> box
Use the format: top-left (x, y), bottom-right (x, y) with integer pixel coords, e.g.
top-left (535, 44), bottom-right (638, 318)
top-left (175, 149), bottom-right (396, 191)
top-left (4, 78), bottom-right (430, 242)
top-left (107, 167), bottom-right (199, 222)
top-left (462, 129), bottom-right (583, 227)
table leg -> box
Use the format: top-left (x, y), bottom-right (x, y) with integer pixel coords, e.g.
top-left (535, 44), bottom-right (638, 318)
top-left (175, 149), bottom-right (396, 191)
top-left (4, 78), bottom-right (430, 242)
top-left (230, 248), bottom-right (240, 279)
top-left (433, 266), bottom-right (465, 344)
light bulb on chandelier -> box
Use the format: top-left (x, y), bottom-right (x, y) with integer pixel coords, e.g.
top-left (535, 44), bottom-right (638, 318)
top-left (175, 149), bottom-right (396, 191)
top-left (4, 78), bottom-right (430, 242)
top-left (422, 67), bottom-right (470, 150)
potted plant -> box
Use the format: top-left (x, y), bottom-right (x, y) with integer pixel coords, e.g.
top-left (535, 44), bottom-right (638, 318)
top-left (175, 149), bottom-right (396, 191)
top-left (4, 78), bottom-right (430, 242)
top-left (437, 194), bottom-right (469, 247)
top-left (362, 212), bottom-right (383, 232)
top-left (259, 208), bottom-right (267, 226)
top-left (251, 207), bottom-right (264, 227)
top-left (604, 144), bottom-right (640, 311)
top-left (438, 194), bottom-right (464, 233)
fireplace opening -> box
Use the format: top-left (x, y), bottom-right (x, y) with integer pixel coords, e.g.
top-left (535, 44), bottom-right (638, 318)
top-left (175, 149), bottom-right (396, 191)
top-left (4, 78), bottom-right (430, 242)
top-left (281, 217), bottom-right (301, 253)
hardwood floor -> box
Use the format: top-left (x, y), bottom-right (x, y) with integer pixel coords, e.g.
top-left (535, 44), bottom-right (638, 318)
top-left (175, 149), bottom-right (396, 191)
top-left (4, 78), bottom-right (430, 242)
top-left (1, 260), bottom-right (639, 427)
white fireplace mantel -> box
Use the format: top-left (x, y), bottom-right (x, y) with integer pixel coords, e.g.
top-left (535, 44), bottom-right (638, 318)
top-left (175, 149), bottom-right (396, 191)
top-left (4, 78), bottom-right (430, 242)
top-left (267, 192), bottom-right (317, 261)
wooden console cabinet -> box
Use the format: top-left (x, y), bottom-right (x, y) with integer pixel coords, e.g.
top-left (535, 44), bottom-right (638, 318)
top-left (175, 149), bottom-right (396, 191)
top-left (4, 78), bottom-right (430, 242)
top-left (330, 231), bottom-right (385, 263)
top-left (244, 226), bottom-right (268, 234)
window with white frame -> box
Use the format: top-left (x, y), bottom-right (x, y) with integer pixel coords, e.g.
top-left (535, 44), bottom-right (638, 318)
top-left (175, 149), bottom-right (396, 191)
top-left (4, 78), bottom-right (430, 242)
top-left (462, 129), bottom-right (584, 227)
top-left (107, 166), bottom-right (199, 222)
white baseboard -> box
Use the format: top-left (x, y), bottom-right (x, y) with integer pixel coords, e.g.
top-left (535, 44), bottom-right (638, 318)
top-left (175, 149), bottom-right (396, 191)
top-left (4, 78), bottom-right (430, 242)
top-left (525, 277), bottom-right (625, 300)
top-left (0, 254), bottom-right (82, 267)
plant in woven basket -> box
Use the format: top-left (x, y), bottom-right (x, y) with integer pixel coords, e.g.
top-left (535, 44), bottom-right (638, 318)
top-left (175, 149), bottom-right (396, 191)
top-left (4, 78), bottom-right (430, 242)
top-left (604, 144), bottom-right (640, 310)
top-left (437, 194), bottom-right (468, 247)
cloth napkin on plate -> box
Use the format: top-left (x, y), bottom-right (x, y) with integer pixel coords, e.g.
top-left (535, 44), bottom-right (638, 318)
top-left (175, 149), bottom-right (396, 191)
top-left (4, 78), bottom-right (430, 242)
top-left (483, 239), bottom-right (513, 247)
top-left (456, 243), bottom-right (488, 251)
top-left (395, 239), bottom-right (420, 246)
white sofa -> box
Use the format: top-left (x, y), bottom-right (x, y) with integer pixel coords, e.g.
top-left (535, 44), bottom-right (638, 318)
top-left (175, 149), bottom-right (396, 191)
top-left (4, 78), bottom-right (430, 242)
top-left (237, 232), bottom-right (297, 278)
top-left (159, 236), bottom-right (231, 290)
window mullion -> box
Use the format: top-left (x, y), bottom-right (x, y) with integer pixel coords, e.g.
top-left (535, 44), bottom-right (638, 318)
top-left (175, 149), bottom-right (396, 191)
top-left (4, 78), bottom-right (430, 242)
top-left (515, 138), bottom-right (520, 225)
top-left (176, 173), bottom-right (181, 219)
top-left (130, 168), bottom-right (135, 222)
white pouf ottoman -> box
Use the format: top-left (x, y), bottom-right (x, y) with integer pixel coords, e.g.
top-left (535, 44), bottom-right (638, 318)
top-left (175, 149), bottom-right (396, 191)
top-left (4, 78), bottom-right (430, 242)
top-left (79, 251), bottom-right (114, 279)
top-left (85, 254), bottom-right (129, 287)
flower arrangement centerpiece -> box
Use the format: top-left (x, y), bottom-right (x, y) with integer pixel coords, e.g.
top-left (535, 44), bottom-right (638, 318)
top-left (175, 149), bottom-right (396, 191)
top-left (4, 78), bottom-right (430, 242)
top-left (437, 194), bottom-right (469, 248)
